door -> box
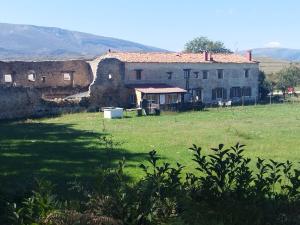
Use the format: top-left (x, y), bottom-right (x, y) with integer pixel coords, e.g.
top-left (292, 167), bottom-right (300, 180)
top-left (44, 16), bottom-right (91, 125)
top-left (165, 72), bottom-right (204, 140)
top-left (159, 94), bottom-right (166, 104)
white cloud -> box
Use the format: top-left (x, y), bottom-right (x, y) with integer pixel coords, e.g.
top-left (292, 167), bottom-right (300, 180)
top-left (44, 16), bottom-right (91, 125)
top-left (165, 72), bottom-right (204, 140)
top-left (215, 8), bottom-right (235, 16)
top-left (265, 41), bottom-right (281, 48)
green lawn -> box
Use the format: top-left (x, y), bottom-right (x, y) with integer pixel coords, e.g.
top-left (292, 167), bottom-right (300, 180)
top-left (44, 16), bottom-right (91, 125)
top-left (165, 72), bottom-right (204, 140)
top-left (1, 103), bottom-right (300, 197)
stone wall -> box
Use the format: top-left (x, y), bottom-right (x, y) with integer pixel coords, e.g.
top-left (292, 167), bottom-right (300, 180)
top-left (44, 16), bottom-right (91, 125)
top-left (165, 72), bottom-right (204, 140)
top-left (124, 62), bottom-right (260, 103)
top-left (89, 58), bottom-right (131, 108)
top-left (90, 58), bottom-right (260, 107)
top-left (0, 87), bottom-right (87, 120)
top-left (0, 60), bottom-right (93, 98)
top-left (0, 87), bottom-right (42, 120)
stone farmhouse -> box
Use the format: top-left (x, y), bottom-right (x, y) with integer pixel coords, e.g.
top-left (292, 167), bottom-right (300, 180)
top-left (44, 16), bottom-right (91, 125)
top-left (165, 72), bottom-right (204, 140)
top-left (0, 51), bottom-right (259, 119)
top-left (89, 51), bottom-right (259, 108)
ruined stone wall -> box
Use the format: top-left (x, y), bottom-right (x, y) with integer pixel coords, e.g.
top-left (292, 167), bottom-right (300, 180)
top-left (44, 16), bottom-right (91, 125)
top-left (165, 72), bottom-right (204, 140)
top-left (0, 87), bottom-right (42, 120)
top-left (0, 87), bottom-right (87, 120)
top-left (0, 60), bottom-right (93, 98)
top-left (89, 58), bottom-right (131, 108)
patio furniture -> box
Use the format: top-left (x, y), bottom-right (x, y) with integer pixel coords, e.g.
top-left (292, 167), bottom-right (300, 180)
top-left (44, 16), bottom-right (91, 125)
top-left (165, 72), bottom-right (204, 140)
top-left (225, 101), bottom-right (232, 107)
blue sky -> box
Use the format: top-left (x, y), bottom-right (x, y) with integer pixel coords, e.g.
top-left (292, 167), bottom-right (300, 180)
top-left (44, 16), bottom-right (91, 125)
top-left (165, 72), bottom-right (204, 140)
top-left (0, 0), bottom-right (299, 51)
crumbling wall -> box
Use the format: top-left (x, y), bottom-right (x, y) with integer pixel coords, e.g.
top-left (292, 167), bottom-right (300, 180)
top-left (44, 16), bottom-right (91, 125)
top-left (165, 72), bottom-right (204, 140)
top-left (0, 60), bottom-right (93, 98)
top-left (0, 87), bottom-right (42, 120)
top-left (89, 58), bottom-right (131, 108)
top-left (0, 87), bottom-right (88, 120)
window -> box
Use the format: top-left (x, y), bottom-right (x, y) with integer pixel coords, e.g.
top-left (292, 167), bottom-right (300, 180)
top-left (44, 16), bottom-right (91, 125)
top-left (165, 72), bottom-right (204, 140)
top-left (167, 72), bottom-right (173, 80)
top-left (183, 69), bottom-right (191, 79)
top-left (63, 73), bottom-right (71, 81)
top-left (41, 76), bottom-right (46, 83)
top-left (216, 88), bottom-right (224, 98)
top-left (4, 74), bottom-right (12, 83)
top-left (242, 87), bottom-right (252, 97)
top-left (193, 71), bottom-right (199, 78)
top-left (244, 69), bottom-right (250, 78)
top-left (145, 94), bottom-right (159, 104)
top-left (166, 94), bottom-right (179, 104)
top-left (135, 70), bottom-right (142, 80)
top-left (108, 74), bottom-right (112, 80)
top-left (212, 88), bottom-right (227, 100)
top-left (28, 74), bottom-right (35, 82)
top-left (230, 87), bottom-right (242, 98)
top-left (202, 70), bottom-right (208, 79)
top-left (217, 69), bottom-right (224, 79)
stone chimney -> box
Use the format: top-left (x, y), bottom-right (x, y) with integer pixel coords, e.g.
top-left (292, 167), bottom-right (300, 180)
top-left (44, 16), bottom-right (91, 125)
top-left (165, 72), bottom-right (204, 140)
top-left (246, 50), bottom-right (252, 61)
top-left (209, 52), bottom-right (213, 61)
top-left (203, 51), bottom-right (209, 61)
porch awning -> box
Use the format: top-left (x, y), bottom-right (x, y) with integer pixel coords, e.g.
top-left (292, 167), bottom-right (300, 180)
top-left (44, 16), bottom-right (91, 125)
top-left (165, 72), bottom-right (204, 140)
top-left (127, 84), bottom-right (187, 94)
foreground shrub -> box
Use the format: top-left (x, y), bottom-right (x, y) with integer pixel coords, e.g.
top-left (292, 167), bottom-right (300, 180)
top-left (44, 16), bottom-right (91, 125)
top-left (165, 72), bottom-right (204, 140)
top-left (6, 143), bottom-right (300, 225)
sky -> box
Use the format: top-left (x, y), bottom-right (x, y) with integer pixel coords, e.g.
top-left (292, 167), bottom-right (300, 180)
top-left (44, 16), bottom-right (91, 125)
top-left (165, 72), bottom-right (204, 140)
top-left (0, 0), bottom-right (299, 51)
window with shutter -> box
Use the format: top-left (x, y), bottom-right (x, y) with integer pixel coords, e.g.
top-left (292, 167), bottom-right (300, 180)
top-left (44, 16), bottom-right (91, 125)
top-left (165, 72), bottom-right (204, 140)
top-left (230, 87), bottom-right (242, 98)
top-left (213, 88), bottom-right (226, 100)
top-left (223, 88), bottom-right (227, 99)
top-left (242, 87), bottom-right (251, 96)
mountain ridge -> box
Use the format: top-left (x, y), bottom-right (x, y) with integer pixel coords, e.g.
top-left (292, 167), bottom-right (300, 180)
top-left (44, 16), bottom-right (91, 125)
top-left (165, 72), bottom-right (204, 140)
top-left (240, 47), bottom-right (300, 62)
top-left (0, 23), bottom-right (167, 61)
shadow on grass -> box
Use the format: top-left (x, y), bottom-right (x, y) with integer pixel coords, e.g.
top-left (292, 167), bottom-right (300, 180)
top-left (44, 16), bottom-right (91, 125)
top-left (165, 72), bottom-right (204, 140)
top-left (0, 121), bottom-right (147, 200)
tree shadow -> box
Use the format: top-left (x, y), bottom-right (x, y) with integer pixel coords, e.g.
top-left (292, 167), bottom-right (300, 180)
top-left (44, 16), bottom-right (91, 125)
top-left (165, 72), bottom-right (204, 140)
top-left (0, 121), bottom-right (147, 200)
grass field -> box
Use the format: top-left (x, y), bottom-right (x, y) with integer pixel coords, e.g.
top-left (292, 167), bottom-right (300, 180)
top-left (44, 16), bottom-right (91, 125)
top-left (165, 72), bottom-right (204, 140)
top-left (1, 103), bottom-right (300, 197)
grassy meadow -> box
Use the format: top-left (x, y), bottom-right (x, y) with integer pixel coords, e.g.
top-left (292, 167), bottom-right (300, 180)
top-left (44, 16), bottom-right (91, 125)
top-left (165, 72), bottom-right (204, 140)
top-left (1, 103), bottom-right (300, 197)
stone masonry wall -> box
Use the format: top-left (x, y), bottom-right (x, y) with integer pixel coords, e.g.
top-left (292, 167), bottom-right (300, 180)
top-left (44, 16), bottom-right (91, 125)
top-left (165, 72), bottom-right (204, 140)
top-left (0, 87), bottom-right (42, 120)
top-left (0, 60), bottom-right (93, 98)
top-left (89, 58), bottom-right (131, 108)
top-left (0, 87), bottom-right (87, 120)
top-left (124, 62), bottom-right (260, 103)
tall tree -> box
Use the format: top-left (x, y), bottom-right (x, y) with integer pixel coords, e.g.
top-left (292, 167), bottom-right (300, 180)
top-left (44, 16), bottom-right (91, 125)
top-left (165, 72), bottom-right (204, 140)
top-left (258, 71), bottom-right (273, 100)
top-left (276, 65), bottom-right (300, 97)
top-left (184, 36), bottom-right (232, 53)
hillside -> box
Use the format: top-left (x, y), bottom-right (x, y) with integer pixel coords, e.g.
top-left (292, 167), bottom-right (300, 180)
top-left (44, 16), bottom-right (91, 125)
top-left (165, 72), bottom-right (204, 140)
top-left (0, 23), bottom-right (166, 61)
top-left (242, 48), bottom-right (300, 61)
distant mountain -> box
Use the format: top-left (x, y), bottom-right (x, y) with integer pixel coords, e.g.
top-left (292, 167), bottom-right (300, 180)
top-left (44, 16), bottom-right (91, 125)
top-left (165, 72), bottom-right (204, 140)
top-left (0, 23), bottom-right (167, 61)
top-left (240, 48), bottom-right (300, 62)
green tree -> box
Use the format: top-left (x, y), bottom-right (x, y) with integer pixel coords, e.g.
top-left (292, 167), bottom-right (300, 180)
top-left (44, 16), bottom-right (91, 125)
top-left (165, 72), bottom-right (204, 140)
top-left (258, 71), bottom-right (273, 100)
top-left (184, 36), bottom-right (232, 53)
top-left (276, 65), bottom-right (300, 97)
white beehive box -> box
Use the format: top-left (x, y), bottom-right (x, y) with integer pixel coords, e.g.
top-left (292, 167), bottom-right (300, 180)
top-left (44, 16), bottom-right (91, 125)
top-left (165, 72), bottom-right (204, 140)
top-left (103, 107), bottom-right (123, 119)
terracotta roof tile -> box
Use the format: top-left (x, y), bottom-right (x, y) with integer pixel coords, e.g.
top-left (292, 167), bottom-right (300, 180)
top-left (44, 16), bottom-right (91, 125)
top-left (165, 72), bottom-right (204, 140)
top-left (102, 52), bottom-right (257, 64)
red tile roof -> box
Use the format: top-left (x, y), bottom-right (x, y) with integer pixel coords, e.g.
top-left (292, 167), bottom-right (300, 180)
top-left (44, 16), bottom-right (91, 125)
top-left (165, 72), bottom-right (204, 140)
top-left (128, 83), bottom-right (187, 94)
top-left (102, 52), bottom-right (257, 64)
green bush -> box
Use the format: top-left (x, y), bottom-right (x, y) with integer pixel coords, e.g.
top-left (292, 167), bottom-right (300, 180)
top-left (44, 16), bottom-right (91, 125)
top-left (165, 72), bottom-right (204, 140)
top-left (6, 143), bottom-right (300, 225)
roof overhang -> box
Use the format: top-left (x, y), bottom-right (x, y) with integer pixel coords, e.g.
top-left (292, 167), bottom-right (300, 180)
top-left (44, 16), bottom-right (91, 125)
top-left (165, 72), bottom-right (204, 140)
top-left (127, 83), bottom-right (187, 94)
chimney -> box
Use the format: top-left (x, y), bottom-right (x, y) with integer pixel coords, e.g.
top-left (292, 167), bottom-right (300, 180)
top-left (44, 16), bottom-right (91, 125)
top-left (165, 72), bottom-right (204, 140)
top-left (246, 50), bottom-right (252, 61)
top-left (209, 52), bottom-right (213, 61)
top-left (203, 51), bottom-right (209, 61)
